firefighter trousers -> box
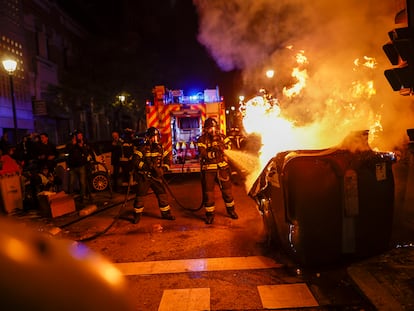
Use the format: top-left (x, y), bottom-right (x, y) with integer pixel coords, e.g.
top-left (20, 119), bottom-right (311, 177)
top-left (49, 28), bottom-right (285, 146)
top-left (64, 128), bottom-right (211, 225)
top-left (133, 173), bottom-right (170, 213)
top-left (201, 168), bottom-right (235, 213)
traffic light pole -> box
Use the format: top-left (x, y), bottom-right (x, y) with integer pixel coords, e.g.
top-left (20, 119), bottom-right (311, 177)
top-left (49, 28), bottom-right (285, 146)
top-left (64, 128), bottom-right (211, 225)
top-left (382, 0), bottom-right (414, 95)
top-left (408, 0), bottom-right (414, 29)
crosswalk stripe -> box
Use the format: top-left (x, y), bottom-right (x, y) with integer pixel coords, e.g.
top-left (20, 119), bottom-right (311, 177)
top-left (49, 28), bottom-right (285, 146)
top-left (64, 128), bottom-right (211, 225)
top-left (258, 284), bottom-right (319, 309)
top-left (114, 256), bottom-right (282, 276)
top-left (156, 284), bottom-right (318, 311)
top-left (158, 288), bottom-right (210, 311)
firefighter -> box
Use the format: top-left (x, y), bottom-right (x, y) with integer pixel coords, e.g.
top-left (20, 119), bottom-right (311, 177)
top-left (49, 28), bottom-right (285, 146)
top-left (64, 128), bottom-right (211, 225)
top-left (131, 127), bottom-right (175, 224)
top-left (197, 117), bottom-right (238, 224)
top-left (110, 130), bottom-right (124, 192)
top-left (120, 128), bottom-right (135, 186)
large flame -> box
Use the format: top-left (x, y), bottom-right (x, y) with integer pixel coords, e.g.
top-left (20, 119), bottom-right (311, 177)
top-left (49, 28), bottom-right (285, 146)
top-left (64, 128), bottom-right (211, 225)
top-left (236, 51), bottom-right (385, 191)
top-left (193, 0), bottom-right (414, 192)
top-left (283, 49), bottom-right (308, 98)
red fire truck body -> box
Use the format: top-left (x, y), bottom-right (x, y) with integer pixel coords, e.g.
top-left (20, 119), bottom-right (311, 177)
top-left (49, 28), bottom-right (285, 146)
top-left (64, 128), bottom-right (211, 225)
top-left (146, 85), bottom-right (227, 173)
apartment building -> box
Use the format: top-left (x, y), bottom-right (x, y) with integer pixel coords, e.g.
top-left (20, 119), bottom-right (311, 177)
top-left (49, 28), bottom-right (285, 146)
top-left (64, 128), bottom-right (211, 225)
top-left (0, 0), bottom-right (88, 145)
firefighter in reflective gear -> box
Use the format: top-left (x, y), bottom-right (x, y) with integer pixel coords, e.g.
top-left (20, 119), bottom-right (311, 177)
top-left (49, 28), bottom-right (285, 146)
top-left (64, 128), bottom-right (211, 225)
top-left (131, 127), bottom-right (175, 224)
top-left (197, 118), bottom-right (238, 224)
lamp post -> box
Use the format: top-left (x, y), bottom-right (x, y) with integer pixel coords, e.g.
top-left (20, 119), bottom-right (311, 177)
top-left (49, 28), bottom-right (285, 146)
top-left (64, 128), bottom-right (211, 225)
top-left (2, 59), bottom-right (18, 144)
top-left (118, 95), bottom-right (125, 130)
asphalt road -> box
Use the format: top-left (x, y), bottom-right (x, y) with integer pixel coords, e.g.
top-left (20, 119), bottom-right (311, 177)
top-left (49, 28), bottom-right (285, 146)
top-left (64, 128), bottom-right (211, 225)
top-left (47, 173), bottom-right (377, 311)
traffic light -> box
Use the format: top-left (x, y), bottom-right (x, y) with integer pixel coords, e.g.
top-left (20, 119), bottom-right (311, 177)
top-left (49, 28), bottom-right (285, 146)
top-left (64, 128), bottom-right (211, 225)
top-left (383, 27), bottom-right (414, 95)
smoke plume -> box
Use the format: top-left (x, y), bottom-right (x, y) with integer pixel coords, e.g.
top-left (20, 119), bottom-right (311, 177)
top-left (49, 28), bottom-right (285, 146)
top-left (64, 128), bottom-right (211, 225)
top-left (193, 0), bottom-right (414, 152)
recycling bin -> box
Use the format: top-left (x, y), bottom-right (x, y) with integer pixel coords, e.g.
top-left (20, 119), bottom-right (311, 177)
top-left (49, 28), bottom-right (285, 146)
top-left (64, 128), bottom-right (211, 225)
top-left (249, 132), bottom-right (395, 266)
top-left (0, 174), bottom-right (23, 214)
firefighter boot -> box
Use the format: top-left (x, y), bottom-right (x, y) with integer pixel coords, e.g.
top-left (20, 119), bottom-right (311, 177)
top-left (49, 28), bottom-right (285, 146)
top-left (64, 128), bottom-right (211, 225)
top-left (226, 207), bottom-right (239, 219)
top-left (132, 212), bottom-right (141, 224)
top-left (161, 210), bottom-right (176, 220)
top-left (205, 212), bottom-right (215, 224)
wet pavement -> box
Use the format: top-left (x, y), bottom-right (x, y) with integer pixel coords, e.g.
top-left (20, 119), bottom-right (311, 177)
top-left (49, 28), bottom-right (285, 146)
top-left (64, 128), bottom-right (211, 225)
top-left (3, 187), bottom-right (414, 310)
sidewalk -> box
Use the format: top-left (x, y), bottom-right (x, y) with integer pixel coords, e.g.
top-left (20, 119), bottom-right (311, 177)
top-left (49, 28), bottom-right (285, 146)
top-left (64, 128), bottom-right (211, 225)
top-left (347, 209), bottom-right (414, 311)
top-left (348, 246), bottom-right (414, 311)
top-left (8, 190), bottom-right (133, 237)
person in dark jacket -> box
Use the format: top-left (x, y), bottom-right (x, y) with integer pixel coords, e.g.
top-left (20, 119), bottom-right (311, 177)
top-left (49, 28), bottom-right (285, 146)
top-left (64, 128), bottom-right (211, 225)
top-left (66, 131), bottom-right (95, 203)
top-left (197, 118), bottom-right (238, 224)
top-left (120, 128), bottom-right (135, 186)
top-left (14, 134), bottom-right (35, 169)
top-left (110, 130), bottom-right (124, 192)
top-left (33, 132), bottom-right (58, 172)
top-left (0, 132), bottom-right (11, 155)
top-left (130, 127), bottom-right (175, 224)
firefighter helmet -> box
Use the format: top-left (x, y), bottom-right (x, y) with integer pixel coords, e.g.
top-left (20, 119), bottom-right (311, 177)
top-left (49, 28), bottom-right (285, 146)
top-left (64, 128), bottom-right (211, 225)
top-left (204, 118), bottom-right (219, 136)
top-left (204, 118), bottom-right (218, 129)
top-left (146, 126), bottom-right (160, 138)
top-left (145, 127), bottom-right (161, 143)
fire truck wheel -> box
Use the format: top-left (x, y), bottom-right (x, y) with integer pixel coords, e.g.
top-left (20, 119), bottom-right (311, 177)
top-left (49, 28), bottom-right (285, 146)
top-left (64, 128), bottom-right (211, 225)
top-left (90, 172), bottom-right (109, 192)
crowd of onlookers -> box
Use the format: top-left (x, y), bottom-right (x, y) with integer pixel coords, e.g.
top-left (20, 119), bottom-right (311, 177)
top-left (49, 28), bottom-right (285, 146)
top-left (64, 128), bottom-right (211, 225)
top-left (0, 130), bottom-right (98, 209)
top-left (0, 131), bottom-right (58, 174)
top-left (0, 132), bottom-right (57, 209)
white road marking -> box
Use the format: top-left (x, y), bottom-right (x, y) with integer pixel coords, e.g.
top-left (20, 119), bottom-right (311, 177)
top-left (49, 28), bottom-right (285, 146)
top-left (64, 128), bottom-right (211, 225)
top-left (258, 283), bottom-right (319, 309)
top-left (114, 256), bottom-right (282, 275)
top-left (158, 288), bottom-right (210, 311)
top-left (114, 256), bottom-right (319, 309)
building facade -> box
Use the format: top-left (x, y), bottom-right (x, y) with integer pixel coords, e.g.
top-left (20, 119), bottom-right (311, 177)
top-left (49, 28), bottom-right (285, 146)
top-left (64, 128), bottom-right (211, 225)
top-left (0, 0), bottom-right (88, 145)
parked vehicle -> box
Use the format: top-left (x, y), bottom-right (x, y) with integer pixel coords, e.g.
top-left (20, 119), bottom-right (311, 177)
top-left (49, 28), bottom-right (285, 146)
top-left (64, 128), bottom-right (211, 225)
top-left (55, 143), bottom-right (112, 193)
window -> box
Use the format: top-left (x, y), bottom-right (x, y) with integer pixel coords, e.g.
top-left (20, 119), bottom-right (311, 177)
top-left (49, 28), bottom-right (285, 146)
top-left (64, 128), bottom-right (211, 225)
top-left (179, 117), bottom-right (199, 129)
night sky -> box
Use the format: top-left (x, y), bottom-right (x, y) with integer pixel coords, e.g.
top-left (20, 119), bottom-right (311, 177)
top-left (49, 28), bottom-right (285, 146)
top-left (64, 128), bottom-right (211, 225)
top-left (57, 0), bottom-right (241, 104)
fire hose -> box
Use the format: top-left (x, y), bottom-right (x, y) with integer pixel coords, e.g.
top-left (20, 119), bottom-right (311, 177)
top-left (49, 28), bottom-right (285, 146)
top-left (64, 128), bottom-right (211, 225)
top-left (70, 163), bottom-right (234, 242)
top-left (72, 169), bottom-right (204, 242)
top-left (160, 174), bottom-right (204, 212)
top-left (72, 172), bottom-right (135, 242)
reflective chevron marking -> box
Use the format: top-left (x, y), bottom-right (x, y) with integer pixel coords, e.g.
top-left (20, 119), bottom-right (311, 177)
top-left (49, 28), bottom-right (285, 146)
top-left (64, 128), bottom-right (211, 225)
top-left (114, 256), bottom-right (282, 276)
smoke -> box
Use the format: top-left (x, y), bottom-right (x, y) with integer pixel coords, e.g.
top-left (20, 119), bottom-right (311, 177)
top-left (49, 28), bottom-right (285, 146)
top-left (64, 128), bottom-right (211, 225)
top-left (224, 149), bottom-right (261, 192)
top-left (193, 0), bottom-right (414, 151)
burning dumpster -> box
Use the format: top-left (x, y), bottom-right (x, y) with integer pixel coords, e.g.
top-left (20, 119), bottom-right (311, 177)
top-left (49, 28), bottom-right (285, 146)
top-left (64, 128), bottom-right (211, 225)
top-left (249, 131), bottom-right (395, 266)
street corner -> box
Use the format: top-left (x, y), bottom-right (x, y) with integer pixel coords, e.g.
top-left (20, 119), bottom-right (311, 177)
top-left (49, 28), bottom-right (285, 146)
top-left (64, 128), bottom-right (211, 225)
top-left (347, 246), bottom-right (414, 310)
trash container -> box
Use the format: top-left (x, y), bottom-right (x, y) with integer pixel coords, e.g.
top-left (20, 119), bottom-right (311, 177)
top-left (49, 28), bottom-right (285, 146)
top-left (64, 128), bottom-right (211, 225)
top-left (249, 131), bottom-right (395, 266)
top-left (0, 174), bottom-right (23, 214)
top-left (0, 153), bottom-right (23, 214)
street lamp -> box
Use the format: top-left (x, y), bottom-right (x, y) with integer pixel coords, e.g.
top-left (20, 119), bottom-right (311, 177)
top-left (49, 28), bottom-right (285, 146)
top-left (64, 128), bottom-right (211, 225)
top-left (265, 69), bottom-right (274, 79)
top-left (2, 59), bottom-right (18, 144)
top-left (118, 95), bottom-right (126, 130)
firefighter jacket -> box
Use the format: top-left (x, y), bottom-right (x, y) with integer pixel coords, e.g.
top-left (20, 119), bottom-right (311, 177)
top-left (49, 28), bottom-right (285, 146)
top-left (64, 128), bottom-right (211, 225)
top-left (132, 141), bottom-right (169, 177)
top-left (120, 137), bottom-right (134, 162)
top-left (197, 133), bottom-right (231, 171)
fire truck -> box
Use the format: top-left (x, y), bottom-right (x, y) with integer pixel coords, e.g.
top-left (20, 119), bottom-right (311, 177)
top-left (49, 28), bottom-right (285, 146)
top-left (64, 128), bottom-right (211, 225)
top-left (146, 85), bottom-right (227, 173)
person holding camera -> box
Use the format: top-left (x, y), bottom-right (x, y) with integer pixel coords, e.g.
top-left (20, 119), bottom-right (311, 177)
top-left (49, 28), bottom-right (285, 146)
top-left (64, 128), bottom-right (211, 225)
top-left (130, 127), bottom-right (175, 224)
top-left (197, 118), bottom-right (238, 224)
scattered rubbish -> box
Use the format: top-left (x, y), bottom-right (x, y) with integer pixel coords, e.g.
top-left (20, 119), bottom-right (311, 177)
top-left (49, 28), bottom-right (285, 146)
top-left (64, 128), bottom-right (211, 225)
top-left (48, 227), bottom-right (61, 236)
top-left (152, 224), bottom-right (163, 232)
top-left (79, 204), bottom-right (98, 217)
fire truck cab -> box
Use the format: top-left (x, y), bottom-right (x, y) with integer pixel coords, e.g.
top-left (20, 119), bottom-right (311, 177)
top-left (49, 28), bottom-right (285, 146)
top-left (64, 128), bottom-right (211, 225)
top-left (146, 85), bottom-right (227, 173)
